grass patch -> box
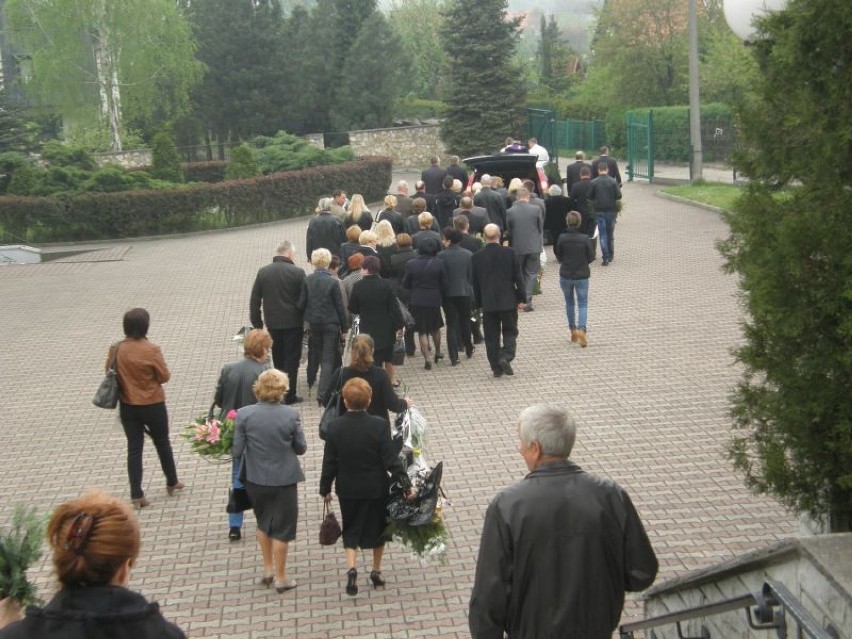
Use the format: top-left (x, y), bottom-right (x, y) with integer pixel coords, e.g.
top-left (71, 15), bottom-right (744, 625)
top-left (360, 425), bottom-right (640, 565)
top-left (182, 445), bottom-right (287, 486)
top-left (662, 183), bottom-right (743, 212)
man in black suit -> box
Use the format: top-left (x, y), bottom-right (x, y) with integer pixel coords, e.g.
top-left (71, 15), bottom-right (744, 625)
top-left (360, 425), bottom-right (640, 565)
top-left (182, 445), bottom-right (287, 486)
top-left (474, 174), bottom-right (508, 231)
top-left (591, 146), bottom-right (622, 187)
top-left (438, 228), bottom-right (475, 365)
top-left (569, 165), bottom-right (597, 256)
top-left (453, 196), bottom-right (488, 236)
top-left (471, 224), bottom-right (526, 378)
top-left (563, 151), bottom-right (591, 193)
top-left (446, 155), bottom-right (468, 185)
top-left (421, 156), bottom-right (448, 195)
top-left (250, 240), bottom-right (306, 404)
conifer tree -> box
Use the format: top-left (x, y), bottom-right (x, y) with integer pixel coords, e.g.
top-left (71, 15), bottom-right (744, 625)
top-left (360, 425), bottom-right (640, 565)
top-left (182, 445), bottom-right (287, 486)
top-left (439, 0), bottom-right (526, 157)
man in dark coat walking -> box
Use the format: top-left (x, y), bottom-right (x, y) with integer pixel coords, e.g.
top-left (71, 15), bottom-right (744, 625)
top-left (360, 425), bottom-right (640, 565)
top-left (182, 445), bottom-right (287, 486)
top-left (591, 145), bottom-right (622, 187)
top-left (437, 228), bottom-right (474, 365)
top-left (471, 224), bottom-right (525, 377)
top-left (563, 150), bottom-right (592, 193)
top-left (469, 404), bottom-right (658, 639)
top-left (306, 197), bottom-right (346, 259)
top-left (250, 240), bottom-right (306, 404)
top-left (474, 175), bottom-right (507, 231)
top-left (421, 156), bottom-right (448, 195)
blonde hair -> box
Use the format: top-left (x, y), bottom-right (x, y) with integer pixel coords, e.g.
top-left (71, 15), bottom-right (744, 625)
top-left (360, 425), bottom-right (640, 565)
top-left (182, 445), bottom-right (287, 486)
top-left (451, 179), bottom-right (463, 193)
top-left (350, 334), bottom-right (375, 372)
top-left (375, 220), bottom-right (396, 247)
top-left (508, 177), bottom-right (523, 194)
top-left (253, 369), bottom-right (289, 402)
top-left (311, 248), bottom-right (332, 268)
top-left (418, 211), bottom-right (434, 229)
top-left (346, 225), bottom-right (361, 242)
top-left (384, 194), bottom-right (398, 209)
top-left (359, 230), bottom-right (377, 245)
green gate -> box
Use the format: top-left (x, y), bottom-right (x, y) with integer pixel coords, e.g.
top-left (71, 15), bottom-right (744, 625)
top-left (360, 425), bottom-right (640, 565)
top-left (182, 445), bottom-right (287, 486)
top-left (626, 110), bottom-right (654, 182)
top-left (525, 108), bottom-right (556, 158)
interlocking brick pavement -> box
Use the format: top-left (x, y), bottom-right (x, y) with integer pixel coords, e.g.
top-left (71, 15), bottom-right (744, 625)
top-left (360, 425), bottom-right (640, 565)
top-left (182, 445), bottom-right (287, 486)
top-left (0, 182), bottom-right (798, 638)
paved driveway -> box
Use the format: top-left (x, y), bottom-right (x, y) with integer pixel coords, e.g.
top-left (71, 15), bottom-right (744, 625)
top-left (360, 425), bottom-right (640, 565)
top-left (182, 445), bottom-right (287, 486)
top-left (0, 183), bottom-right (796, 638)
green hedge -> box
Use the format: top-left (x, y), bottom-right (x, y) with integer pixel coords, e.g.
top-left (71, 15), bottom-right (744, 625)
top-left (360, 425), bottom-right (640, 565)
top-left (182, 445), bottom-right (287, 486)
top-left (182, 161), bottom-right (229, 183)
top-left (0, 156), bottom-right (392, 242)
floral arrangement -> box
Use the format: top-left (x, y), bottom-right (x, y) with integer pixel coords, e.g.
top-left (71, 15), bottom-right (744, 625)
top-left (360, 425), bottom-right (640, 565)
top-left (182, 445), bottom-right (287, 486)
top-left (0, 505), bottom-right (46, 608)
top-left (386, 408), bottom-right (449, 565)
top-left (182, 410), bottom-right (236, 462)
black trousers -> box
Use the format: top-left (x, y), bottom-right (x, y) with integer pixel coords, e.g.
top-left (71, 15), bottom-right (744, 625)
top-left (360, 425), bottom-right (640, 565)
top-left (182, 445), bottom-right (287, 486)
top-left (119, 402), bottom-right (178, 499)
top-left (482, 309), bottom-right (518, 373)
top-left (269, 326), bottom-right (303, 402)
top-left (443, 296), bottom-right (473, 361)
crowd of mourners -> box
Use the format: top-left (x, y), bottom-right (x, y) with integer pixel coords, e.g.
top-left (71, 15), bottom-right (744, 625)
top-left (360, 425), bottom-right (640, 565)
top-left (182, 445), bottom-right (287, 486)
top-left (0, 146), bottom-right (660, 639)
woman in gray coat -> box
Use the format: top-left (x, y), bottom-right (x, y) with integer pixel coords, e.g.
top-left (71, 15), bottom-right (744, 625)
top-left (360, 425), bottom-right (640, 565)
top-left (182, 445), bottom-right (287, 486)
top-left (233, 369), bottom-right (307, 593)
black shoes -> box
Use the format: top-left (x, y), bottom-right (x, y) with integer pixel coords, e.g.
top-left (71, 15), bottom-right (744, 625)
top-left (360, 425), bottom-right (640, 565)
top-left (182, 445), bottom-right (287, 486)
top-left (285, 396), bottom-right (304, 405)
top-left (346, 568), bottom-right (358, 596)
top-left (369, 570), bottom-right (385, 589)
top-left (450, 359), bottom-right (459, 366)
top-left (498, 359), bottom-right (514, 376)
top-left (228, 527), bottom-right (241, 541)
top-left (465, 344), bottom-right (475, 358)
top-left (424, 360), bottom-right (432, 370)
top-left (493, 369), bottom-right (504, 378)
top-left (434, 352), bottom-right (444, 364)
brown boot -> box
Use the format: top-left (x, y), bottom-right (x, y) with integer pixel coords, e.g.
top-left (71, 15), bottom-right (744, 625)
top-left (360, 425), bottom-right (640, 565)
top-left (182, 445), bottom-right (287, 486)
top-left (577, 329), bottom-right (587, 348)
top-left (570, 329), bottom-right (579, 343)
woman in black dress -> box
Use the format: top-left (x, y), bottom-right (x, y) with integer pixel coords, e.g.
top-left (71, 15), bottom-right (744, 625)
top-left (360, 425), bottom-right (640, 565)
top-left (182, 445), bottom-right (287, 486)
top-left (348, 255), bottom-right (404, 386)
top-left (320, 377), bottom-right (412, 596)
top-left (402, 241), bottom-right (448, 369)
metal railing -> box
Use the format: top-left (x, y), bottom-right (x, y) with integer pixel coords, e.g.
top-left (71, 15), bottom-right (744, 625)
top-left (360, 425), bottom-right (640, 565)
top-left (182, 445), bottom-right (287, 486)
top-left (619, 578), bottom-right (841, 639)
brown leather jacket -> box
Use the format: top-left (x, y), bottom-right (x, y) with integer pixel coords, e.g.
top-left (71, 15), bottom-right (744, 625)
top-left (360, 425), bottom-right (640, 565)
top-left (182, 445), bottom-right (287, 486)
top-left (106, 338), bottom-right (170, 406)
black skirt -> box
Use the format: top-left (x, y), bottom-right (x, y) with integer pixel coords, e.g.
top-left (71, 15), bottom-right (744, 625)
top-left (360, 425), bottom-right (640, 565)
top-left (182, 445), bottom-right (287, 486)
top-left (245, 481), bottom-right (298, 542)
top-left (410, 304), bottom-right (444, 333)
top-left (339, 497), bottom-right (389, 549)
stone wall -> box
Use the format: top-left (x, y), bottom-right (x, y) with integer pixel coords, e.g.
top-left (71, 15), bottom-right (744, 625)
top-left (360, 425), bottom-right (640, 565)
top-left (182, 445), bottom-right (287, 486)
top-left (349, 124), bottom-right (447, 169)
top-left (94, 149), bottom-right (152, 169)
top-left (639, 535), bottom-right (852, 638)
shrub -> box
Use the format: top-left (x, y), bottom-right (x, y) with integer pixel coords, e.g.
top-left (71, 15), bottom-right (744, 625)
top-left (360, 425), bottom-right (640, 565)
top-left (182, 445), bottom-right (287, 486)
top-left (393, 97), bottom-right (448, 121)
top-left (0, 156), bottom-right (392, 242)
top-left (225, 144), bottom-right (260, 180)
top-left (624, 104), bottom-right (734, 163)
top-left (0, 152), bottom-right (31, 195)
top-left (251, 131), bottom-right (354, 175)
top-left (150, 132), bottom-right (183, 182)
top-left (182, 161), bottom-right (228, 183)
top-left (6, 165), bottom-right (39, 196)
top-left (40, 141), bottom-right (97, 170)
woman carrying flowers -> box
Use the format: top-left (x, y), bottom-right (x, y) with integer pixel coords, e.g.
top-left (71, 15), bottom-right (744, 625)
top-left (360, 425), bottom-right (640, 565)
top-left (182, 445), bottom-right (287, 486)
top-left (212, 329), bottom-right (272, 542)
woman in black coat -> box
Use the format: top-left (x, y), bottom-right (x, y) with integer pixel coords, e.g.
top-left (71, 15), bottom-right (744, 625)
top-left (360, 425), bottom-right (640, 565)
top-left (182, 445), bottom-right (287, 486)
top-left (320, 377), bottom-right (412, 596)
top-left (348, 255), bottom-right (405, 386)
top-left (402, 240), bottom-right (448, 369)
top-left (331, 334), bottom-right (409, 424)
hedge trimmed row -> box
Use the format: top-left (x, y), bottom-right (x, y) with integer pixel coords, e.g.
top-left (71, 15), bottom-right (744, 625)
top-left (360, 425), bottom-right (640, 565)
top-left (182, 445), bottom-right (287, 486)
top-left (183, 161), bottom-right (229, 183)
top-left (0, 156), bottom-right (392, 243)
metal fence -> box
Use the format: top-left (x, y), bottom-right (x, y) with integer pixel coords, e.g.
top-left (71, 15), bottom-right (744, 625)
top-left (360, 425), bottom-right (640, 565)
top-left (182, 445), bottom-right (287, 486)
top-left (555, 118), bottom-right (606, 155)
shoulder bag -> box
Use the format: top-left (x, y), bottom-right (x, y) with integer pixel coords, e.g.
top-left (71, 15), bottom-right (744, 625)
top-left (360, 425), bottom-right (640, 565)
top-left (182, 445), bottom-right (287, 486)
top-left (319, 501), bottom-right (342, 546)
top-left (318, 368), bottom-right (345, 440)
top-left (93, 342), bottom-right (120, 409)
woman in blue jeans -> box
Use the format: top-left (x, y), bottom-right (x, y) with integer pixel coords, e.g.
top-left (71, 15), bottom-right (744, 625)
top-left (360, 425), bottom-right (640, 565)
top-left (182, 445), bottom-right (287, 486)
top-left (213, 328), bottom-right (271, 541)
top-left (553, 211), bottom-right (595, 347)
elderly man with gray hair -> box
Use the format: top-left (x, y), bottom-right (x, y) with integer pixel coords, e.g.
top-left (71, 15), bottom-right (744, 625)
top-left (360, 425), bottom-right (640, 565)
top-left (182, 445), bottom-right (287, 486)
top-left (473, 173), bottom-right (507, 231)
top-left (469, 404), bottom-right (658, 639)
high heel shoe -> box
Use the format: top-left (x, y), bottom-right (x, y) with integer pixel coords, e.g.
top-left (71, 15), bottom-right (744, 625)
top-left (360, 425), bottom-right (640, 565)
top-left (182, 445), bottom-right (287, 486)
top-left (131, 497), bottom-right (150, 509)
top-left (166, 481), bottom-right (185, 497)
top-left (434, 352), bottom-right (444, 364)
top-left (424, 360), bottom-right (432, 371)
top-left (369, 570), bottom-right (385, 589)
top-left (345, 568), bottom-right (358, 596)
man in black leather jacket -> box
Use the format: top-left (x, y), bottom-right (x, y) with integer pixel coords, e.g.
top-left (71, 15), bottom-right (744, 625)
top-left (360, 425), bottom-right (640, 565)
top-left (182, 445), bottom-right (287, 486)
top-left (469, 404), bottom-right (658, 639)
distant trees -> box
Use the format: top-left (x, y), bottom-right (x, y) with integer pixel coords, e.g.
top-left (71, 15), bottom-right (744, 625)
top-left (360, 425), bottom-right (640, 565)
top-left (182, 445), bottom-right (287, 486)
top-left (440, 0), bottom-right (526, 156)
top-left (4, 0), bottom-right (202, 152)
top-left (388, 0), bottom-right (449, 101)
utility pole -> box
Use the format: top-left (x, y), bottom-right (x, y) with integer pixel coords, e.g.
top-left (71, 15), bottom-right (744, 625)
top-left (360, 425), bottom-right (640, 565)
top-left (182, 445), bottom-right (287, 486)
top-left (688, 0), bottom-right (703, 182)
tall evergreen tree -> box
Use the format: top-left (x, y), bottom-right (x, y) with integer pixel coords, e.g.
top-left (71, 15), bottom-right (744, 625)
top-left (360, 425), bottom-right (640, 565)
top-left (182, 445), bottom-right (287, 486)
top-left (718, 0), bottom-right (852, 532)
top-left (190, 0), bottom-right (288, 146)
top-left (329, 12), bottom-right (409, 131)
top-left (0, 90), bottom-right (30, 153)
top-left (439, 0), bottom-right (526, 157)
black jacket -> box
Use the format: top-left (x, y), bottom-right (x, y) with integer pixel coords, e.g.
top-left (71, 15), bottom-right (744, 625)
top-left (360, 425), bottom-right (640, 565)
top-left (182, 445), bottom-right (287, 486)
top-left (250, 256), bottom-right (306, 330)
top-left (453, 207), bottom-right (489, 236)
top-left (569, 179), bottom-right (596, 236)
top-left (0, 587), bottom-right (185, 639)
top-left (474, 188), bottom-right (507, 230)
top-left (591, 155), bottom-right (622, 186)
top-left (447, 163), bottom-right (468, 185)
top-left (554, 228), bottom-right (595, 280)
top-left (326, 364), bottom-right (407, 425)
top-left (376, 208), bottom-right (404, 235)
top-left (298, 268), bottom-right (348, 328)
top-left (343, 209), bottom-right (374, 232)
top-left (421, 165), bottom-right (448, 194)
top-left (563, 160), bottom-right (591, 191)
top-left (306, 212), bottom-right (346, 258)
top-left (589, 174), bottom-right (622, 213)
top-left (471, 243), bottom-right (525, 312)
top-left (469, 460), bottom-right (658, 639)
top-left (437, 244), bottom-right (474, 298)
top-left (433, 189), bottom-right (460, 230)
top-left (319, 410), bottom-right (409, 499)
top-left (349, 275), bottom-right (403, 351)
top-left (403, 254), bottom-right (448, 308)
top-left (388, 246), bottom-right (417, 303)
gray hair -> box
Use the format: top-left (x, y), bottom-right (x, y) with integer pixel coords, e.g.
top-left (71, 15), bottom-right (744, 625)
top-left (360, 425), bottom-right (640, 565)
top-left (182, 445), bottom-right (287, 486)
top-left (276, 240), bottom-right (295, 255)
top-left (311, 248), bottom-right (332, 268)
top-left (480, 174), bottom-right (493, 187)
top-left (518, 404), bottom-right (577, 457)
top-left (549, 184), bottom-right (563, 197)
top-left (316, 197), bottom-right (333, 213)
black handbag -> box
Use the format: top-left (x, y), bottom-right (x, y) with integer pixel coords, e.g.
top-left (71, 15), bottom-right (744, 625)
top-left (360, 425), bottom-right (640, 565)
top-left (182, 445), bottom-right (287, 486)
top-left (387, 461), bottom-right (443, 526)
top-left (392, 335), bottom-right (406, 366)
top-left (226, 487), bottom-right (252, 513)
top-left (93, 342), bottom-right (120, 409)
top-left (319, 501), bottom-right (342, 546)
top-left (318, 369), bottom-right (345, 440)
